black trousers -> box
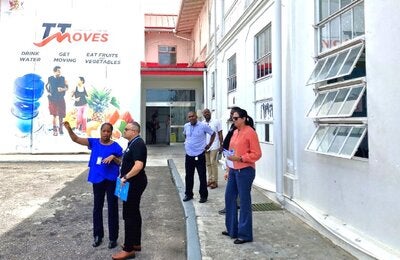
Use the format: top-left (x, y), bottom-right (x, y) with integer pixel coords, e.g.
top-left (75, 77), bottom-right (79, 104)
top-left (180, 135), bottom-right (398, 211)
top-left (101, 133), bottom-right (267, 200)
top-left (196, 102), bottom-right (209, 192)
top-left (92, 180), bottom-right (119, 241)
top-left (185, 152), bottom-right (208, 199)
top-left (123, 173), bottom-right (147, 250)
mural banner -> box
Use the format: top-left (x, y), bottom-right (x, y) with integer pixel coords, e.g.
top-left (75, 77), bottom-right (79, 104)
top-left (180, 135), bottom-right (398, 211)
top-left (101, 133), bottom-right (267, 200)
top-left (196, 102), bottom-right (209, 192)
top-left (0, 0), bottom-right (142, 153)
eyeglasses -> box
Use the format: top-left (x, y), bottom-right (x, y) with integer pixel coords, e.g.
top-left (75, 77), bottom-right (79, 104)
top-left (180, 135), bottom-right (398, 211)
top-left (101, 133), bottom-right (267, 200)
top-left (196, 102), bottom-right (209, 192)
top-left (124, 128), bottom-right (134, 131)
top-left (232, 116), bottom-right (240, 121)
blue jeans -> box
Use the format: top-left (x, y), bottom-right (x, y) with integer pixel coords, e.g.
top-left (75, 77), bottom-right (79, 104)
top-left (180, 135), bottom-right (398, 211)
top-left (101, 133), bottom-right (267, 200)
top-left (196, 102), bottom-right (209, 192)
top-left (225, 167), bottom-right (255, 241)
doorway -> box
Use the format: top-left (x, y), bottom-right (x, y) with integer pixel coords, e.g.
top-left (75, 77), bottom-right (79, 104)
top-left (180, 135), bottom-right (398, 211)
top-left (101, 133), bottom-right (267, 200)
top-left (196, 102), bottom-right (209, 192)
top-left (145, 104), bottom-right (195, 145)
top-left (145, 89), bottom-right (196, 145)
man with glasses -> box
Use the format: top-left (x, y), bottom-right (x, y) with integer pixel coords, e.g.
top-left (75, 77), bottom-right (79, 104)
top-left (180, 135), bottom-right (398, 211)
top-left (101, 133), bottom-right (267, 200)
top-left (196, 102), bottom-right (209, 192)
top-left (112, 122), bottom-right (147, 260)
top-left (182, 111), bottom-right (216, 203)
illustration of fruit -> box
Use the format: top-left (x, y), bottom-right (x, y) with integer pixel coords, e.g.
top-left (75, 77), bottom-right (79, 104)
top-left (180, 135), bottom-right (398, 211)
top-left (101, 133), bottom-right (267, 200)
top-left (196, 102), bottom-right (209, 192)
top-left (87, 87), bottom-right (111, 122)
top-left (108, 109), bottom-right (120, 125)
top-left (64, 109), bottom-right (77, 129)
top-left (121, 111), bottom-right (133, 123)
top-left (112, 129), bottom-right (121, 139)
top-left (87, 87), bottom-right (120, 124)
top-left (86, 120), bottom-right (101, 137)
top-left (114, 119), bottom-right (127, 133)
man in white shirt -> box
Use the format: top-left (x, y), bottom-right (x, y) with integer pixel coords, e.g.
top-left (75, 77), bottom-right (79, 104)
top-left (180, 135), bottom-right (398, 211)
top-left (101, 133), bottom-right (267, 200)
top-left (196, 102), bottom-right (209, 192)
top-left (202, 108), bottom-right (223, 189)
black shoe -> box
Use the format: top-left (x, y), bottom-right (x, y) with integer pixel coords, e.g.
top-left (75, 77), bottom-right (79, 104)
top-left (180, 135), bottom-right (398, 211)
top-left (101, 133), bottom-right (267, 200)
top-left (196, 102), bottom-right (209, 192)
top-left (183, 196), bottom-right (193, 202)
top-left (108, 240), bottom-right (118, 249)
top-left (92, 236), bottom-right (102, 247)
top-left (199, 197), bottom-right (207, 203)
top-left (218, 208), bottom-right (226, 215)
top-left (234, 238), bottom-right (252, 244)
top-left (222, 231), bottom-right (237, 239)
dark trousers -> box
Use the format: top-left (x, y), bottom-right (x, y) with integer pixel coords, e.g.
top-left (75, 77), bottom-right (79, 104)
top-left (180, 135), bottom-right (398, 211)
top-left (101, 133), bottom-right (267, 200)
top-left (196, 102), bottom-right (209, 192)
top-left (185, 152), bottom-right (208, 199)
top-left (123, 173), bottom-right (147, 251)
top-left (92, 180), bottom-right (119, 241)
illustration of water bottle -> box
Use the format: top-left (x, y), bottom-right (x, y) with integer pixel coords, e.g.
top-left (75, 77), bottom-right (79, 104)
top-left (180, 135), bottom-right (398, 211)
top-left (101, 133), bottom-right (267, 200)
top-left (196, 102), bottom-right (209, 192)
top-left (11, 73), bottom-right (44, 133)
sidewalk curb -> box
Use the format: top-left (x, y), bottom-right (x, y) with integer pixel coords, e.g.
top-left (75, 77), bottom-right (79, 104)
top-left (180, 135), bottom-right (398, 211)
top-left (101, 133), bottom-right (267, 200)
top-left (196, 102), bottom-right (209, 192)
top-left (168, 159), bottom-right (202, 260)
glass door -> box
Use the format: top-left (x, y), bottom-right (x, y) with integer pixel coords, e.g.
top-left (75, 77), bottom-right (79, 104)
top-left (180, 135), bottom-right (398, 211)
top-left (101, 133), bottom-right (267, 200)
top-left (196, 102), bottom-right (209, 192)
top-left (170, 104), bottom-right (195, 143)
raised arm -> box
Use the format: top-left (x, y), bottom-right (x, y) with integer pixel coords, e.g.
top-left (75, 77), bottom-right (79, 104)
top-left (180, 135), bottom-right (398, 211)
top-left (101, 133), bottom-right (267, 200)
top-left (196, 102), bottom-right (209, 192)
top-left (63, 121), bottom-right (89, 146)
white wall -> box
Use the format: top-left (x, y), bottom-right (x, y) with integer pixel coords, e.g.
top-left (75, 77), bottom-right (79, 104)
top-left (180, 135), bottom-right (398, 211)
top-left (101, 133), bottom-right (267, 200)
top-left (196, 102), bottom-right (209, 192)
top-left (287, 0), bottom-right (400, 256)
top-left (205, 0), bottom-right (400, 257)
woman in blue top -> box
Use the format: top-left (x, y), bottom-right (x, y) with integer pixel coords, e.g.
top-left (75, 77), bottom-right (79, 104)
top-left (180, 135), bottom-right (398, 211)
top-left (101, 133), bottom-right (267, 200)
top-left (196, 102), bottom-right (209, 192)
top-left (63, 121), bottom-right (123, 249)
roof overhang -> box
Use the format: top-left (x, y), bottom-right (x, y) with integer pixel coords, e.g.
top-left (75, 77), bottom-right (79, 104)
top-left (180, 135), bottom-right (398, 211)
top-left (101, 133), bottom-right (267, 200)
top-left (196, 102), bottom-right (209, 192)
top-left (175, 0), bottom-right (206, 34)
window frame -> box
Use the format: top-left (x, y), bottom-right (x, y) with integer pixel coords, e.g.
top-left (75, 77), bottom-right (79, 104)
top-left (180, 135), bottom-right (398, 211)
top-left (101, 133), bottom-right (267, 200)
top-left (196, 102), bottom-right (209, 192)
top-left (306, 1), bottom-right (367, 159)
top-left (306, 42), bottom-right (364, 85)
top-left (227, 54), bottom-right (237, 92)
top-left (305, 124), bottom-right (367, 159)
top-left (211, 71), bottom-right (215, 99)
top-left (317, 0), bottom-right (365, 52)
top-left (158, 45), bottom-right (177, 65)
top-left (307, 82), bottom-right (366, 118)
top-left (254, 24), bottom-right (272, 80)
top-left (255, 121), bottom-right (273, 144)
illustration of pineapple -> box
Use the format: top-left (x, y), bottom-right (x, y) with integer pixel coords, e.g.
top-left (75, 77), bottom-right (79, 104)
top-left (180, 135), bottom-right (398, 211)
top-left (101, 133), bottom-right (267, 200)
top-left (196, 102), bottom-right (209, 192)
top-left (87, 87), bottom-right (119, 122)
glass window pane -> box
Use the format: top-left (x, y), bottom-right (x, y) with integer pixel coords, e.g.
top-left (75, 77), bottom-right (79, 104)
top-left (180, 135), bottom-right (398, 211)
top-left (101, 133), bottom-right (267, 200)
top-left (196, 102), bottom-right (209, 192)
top-left (330, 16), bottom-right (340, 48)
top-left (317, 126), bottom-right (337, 152)
top-left (265, 124), bottom-right (270, 142)
top-left (328, 126), bottom-right (350, 153)
top-left (228, 55), bottom-right (236, 75)
top-left (308, 59), bottom-right (326, 84)
top-left (266, 27), bottom-right (271, 53)
top-left (317, 90), bottom-right (337, 116)
top-left (146, 89), bottom-right (195, 102)
top-left (320, 24), bottom-right (330, 52)
top-left (159, 46), bottom-right (168, 52)
top-left (326, 50), bottom-right (348, 78)
top-left (341, 10), bottom-right (352, 43)
top-left (330, 0), bottom-right (340, 15)
top-left (341, 0), bottom-right (351, 8)
top-left (339, 86), bottom-right (363, 115)
top-left (319, 0), bottom-right (329, 21)
top-left (308, 126), bottom-right (328, 151)
top-left (308, 93), bottom-right (327, 117)
top-left (340, 127), bottom-right (365, 156)
top-left (316, 55), bottom-right (337, 82)
top-left (327, 88), bottom-right (350, 115)
top-left (259, 37), bottom-right (264, 59)
top-left (338, 45), bottom-right (362, 76)
top-left (353, 2), bottom-right (365, 37)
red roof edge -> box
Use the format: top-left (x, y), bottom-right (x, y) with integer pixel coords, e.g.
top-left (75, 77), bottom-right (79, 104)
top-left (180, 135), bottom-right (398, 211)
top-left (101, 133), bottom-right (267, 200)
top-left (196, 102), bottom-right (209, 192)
top-left (140, 61), bottom-right (205, 68)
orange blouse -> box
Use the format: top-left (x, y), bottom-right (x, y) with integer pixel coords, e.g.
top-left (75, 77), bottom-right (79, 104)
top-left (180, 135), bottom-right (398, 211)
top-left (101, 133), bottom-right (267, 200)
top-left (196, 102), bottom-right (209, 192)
top-left (229, 125), bottom-right (262, 169)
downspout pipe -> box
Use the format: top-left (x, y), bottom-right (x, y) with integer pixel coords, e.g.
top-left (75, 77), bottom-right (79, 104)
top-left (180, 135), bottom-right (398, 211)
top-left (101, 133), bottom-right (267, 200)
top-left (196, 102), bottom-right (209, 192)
top-left (213, 0), bottom-right (218, 112)
top-left (273, 0), bottom-right (285, 204)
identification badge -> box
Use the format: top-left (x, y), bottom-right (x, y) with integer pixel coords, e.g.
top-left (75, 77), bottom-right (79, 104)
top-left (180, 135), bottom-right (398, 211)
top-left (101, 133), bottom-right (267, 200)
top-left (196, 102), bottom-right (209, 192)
top-left (195, 156), bottom-right (198, 161)
top-left (96, 157), bottom-right (102, 165)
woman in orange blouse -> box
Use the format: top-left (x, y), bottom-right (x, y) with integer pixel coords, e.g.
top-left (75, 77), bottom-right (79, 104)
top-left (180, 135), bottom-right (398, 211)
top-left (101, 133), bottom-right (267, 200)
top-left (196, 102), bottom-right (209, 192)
top-left (222, 108), bottom-right (262, 244)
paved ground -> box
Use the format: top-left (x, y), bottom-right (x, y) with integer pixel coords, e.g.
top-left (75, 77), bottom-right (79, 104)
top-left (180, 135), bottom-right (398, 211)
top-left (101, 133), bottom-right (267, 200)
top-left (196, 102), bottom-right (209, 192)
top-left (0, 162), bottom-right (185, 260)
top-left (0, 144), bottom-right (360, 260)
